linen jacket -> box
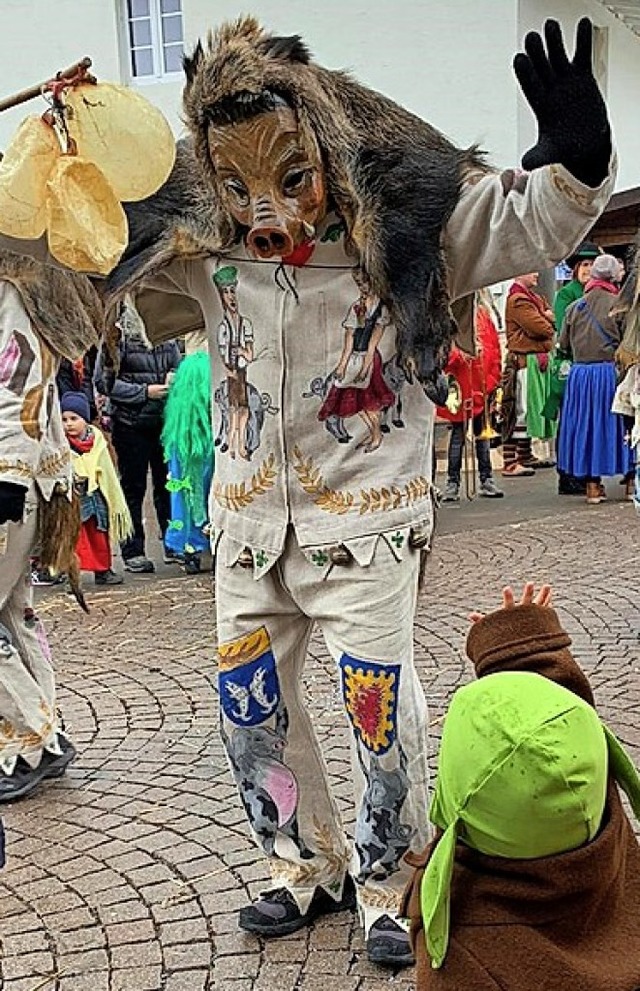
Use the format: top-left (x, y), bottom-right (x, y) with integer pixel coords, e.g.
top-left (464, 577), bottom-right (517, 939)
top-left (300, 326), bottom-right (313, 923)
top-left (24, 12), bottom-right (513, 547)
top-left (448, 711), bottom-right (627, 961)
top-left (146, 160), bottom-right (616, 568)
top-left (0, 281), bottom-right (70, 500)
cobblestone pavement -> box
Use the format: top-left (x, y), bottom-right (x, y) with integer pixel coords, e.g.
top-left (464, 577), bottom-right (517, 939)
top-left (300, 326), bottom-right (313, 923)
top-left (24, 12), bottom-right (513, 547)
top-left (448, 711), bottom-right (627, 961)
top-left (0, 483), bottom-right (637, 991)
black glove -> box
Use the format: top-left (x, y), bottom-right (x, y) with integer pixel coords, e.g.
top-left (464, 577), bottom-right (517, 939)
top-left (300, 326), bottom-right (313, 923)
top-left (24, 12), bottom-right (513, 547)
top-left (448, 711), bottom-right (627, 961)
top-left (0, 482), bottom-right (27, 524)
top-left (514, 18), bottom-right (611, 188)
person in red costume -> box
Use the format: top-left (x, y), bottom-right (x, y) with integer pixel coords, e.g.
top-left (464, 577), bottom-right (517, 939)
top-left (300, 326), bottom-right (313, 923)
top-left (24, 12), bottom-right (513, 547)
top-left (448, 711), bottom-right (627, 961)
top-left (439, 292), bottom-right (503, 501)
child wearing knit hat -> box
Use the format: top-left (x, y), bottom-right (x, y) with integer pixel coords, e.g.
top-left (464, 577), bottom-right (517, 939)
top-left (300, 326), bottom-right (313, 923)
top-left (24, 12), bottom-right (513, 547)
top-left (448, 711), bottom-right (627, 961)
top-left (60, 392), bottom-right (132, 586)
top-left (403, 582), bottom-right (640, 991)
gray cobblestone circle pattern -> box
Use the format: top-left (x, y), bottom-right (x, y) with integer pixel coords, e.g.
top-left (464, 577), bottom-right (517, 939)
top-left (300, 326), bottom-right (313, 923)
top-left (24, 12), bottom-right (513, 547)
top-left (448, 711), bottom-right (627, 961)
top-left (0, 502), bottom-right (637, 990)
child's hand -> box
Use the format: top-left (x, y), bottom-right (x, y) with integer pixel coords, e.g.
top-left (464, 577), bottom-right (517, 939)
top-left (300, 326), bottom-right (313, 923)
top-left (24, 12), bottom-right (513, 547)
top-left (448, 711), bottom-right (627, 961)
top-left (469, 582), bottom-right (552, 623)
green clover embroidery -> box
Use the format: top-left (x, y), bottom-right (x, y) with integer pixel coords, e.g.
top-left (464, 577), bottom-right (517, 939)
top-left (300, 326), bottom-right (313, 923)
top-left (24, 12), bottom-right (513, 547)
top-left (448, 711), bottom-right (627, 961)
top-left (255, 550), bottom-right (268, 568)
top-left (391, 532), bottom-right (404, 549)
top-left (311, 550), bottom-right (329, 566)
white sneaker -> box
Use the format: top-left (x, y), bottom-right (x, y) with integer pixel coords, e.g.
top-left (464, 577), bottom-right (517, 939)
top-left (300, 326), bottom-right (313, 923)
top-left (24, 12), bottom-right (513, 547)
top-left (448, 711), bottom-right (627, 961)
top-left (479, 477), bottom-right (504, 499)
top-left (442, 480), bottom-right (460, 502)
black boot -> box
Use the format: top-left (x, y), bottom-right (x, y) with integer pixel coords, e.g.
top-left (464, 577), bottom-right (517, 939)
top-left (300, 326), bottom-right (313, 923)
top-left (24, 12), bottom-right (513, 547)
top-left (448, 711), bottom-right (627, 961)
top-left (557, 471), bottom-right (587, 496)
top-left (0, 735), bottom-right (76, 802)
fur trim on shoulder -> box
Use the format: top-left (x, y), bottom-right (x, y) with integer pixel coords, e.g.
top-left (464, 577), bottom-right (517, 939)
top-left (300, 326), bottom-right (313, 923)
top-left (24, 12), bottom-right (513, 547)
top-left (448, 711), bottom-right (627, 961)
top-left (0, 250), bottom-right (101, 361)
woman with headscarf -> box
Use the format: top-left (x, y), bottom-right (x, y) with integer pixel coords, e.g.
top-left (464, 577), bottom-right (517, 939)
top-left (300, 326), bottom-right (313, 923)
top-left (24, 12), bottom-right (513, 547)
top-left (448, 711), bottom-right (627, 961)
top-left (557, 253), bottom-right (633, 504)
top-left (553, 241), bottom-right (601, 497)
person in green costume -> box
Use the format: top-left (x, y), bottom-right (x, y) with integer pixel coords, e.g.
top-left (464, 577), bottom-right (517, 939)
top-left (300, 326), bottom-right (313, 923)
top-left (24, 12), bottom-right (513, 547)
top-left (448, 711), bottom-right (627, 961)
top-left (554, 240), bottom-right (601, 329)
top-left (404, 582), bottom-right (640, 991)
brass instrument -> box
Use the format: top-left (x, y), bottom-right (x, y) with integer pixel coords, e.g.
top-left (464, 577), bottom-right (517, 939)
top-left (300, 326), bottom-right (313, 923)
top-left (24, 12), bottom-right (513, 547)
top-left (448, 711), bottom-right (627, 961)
top-left (477, 389), bottom-right (499, 441)
top-left (477, 341), bottom-right (499, 442)
top-left (462, 393), bottom-right (477, 500)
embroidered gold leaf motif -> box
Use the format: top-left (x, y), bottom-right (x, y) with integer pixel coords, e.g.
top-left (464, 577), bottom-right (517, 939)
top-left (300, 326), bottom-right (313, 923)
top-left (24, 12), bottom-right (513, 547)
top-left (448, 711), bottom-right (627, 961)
top-left (271, 859), bottom-right (321, 886)
top-left (0, 719), bottom-right (17, 741)
top-left (312, 815), bottom-right (351, 875)
top-left (293, 447), bottom-right (431, 516)
top-left (0, 458), bottom-right (33, 480)
top-left (38, 450), bottom-right (71, 477)
top-left (292, 446), bottom-right (354, 515)
top-left (212, 453), bottom-right (277, 512)
top-left (358, 885), bottom-right (402, 911)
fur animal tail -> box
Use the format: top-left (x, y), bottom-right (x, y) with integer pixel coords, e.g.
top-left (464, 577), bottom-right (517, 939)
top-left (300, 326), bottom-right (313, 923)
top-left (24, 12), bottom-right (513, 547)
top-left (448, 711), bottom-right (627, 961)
top-left (354, 144), bottom-right (463, 398)
top-left (38, 488), bottom-right (89, 613)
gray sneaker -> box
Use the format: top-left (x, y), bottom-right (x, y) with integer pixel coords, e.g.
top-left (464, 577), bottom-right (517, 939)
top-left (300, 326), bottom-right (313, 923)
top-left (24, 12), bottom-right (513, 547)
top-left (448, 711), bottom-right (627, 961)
top-left (479, 477), bottom-right (504, 499)
top-left (123, 555), bottom-right (155, 574)
top-left (441, 480), bottom-right (460, 502)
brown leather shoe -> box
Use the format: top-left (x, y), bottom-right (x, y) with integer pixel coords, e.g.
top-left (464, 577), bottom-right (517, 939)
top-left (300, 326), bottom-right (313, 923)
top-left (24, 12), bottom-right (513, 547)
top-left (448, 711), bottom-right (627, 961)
top-left (586, 482), bottom-right (603, 504)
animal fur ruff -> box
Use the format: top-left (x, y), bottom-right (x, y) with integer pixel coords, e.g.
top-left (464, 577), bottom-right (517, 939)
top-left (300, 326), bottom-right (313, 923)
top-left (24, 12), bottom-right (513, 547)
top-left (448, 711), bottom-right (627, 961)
top-left (109, 16), bottom-right (489, 386)
top-left (0, 249), bottom-right (101, 362)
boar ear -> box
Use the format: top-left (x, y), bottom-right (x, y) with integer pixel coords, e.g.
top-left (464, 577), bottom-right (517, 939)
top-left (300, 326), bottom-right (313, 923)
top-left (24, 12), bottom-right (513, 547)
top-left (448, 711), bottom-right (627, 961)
top-left (183, 39), bottom-right (204, 83)
top-left (259, 34), bottom-right (311, 64)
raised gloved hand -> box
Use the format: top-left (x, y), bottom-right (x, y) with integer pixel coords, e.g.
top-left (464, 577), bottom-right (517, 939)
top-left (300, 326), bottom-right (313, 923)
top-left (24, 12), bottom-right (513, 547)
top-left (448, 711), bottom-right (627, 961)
top-left (514, 18), bottom-right (611, 188)
top-left (0, 482), bottom-right (27, 524)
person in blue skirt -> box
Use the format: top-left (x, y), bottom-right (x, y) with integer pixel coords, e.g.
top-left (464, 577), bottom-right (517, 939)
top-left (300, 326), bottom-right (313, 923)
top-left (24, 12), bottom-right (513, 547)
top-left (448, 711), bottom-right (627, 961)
top-left (558, 254), bottom-right (633, 504)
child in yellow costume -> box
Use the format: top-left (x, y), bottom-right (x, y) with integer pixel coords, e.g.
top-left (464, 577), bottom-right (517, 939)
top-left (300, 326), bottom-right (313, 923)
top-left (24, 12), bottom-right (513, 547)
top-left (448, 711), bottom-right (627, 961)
top-left (61, 391), bottom-right (131, 586)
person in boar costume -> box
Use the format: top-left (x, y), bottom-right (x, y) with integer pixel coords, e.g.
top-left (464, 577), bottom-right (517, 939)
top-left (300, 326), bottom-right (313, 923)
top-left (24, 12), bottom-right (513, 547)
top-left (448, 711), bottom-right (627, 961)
top-left (0, 248), bottom-right (102, 801)
top-left (403, 582), bottom-right (640, 990)
top-left (106, 17), bottom-right (616, 965)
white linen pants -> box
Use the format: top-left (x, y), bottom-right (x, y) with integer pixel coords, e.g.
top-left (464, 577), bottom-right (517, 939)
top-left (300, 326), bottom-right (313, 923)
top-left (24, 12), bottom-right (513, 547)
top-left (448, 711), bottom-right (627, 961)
top-left (215, 527), bottom-right (430, 933)
top-left (0, 488), bottom-right (59, 775)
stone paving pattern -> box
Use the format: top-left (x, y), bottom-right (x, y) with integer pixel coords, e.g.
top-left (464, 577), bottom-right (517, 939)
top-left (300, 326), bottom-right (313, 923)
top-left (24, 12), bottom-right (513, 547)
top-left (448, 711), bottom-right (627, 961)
top-left (0, 488), bottom-right (637, 991)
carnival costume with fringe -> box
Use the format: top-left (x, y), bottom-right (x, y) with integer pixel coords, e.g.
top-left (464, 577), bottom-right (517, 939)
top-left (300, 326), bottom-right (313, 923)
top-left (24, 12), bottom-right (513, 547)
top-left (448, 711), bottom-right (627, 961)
top-left (162, 351), bottom-right (213, 559)
top-left (0, 249), bottom-right (100, 794)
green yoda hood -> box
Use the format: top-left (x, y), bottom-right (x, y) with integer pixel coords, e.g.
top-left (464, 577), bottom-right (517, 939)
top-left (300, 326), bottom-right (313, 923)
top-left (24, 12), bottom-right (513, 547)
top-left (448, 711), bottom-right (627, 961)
top-left (421, 671), bottom-right (640, 969)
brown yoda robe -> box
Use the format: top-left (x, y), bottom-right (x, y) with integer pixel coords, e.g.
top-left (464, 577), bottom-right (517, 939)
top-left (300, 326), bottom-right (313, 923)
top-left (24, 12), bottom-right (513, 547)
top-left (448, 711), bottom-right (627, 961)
top-left (402, 605), bottom-right (640, 991)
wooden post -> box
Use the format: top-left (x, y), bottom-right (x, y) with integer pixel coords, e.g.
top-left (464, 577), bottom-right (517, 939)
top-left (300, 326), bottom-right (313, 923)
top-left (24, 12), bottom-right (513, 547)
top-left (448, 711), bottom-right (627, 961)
top-left (0, 57), bottom-right (93, 114)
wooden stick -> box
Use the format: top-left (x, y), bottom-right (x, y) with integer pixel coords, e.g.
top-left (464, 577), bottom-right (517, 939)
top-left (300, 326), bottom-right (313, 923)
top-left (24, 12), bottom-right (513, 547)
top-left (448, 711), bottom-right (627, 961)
top-left (0, 57), bottom-right (93, 113)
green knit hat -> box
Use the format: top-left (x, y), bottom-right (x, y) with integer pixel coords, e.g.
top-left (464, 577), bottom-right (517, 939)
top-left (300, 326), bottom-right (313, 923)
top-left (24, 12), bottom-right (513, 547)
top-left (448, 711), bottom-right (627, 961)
top-left (212, 265), bottom-right (238, 289)
top-left (421, 672), bottom-right (640, 969)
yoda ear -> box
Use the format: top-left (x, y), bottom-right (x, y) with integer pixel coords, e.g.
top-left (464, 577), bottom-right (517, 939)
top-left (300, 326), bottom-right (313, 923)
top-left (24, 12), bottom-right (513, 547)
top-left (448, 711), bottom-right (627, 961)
top-left (183, 39), bottom-right (204, 84)
top-left (258, 34), bottom-right (311, 64)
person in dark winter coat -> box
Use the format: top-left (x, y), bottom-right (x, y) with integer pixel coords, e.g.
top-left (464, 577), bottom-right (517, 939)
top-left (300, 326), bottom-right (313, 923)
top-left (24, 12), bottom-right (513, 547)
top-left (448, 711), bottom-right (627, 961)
top-left (94, 299), bottom-right (181, 573)
top-left (403, 582), bottom-right (640, 991)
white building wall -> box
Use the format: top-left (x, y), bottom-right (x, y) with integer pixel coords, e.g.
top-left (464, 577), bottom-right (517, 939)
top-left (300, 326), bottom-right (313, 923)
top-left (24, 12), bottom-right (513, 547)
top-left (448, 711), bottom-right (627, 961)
top-left (0, 0), bottom-right (123, 149)
top-left (0, 0), bottom-right (519, 164)
top-left (182, 0), bottom-right (519, 166)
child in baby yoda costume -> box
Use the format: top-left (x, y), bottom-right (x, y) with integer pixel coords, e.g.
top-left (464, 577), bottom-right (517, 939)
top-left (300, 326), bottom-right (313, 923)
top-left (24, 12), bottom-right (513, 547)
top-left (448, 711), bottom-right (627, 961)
top-left (102, 16), bottom-right (618, 966)
top-left (403, 583), bottom-right (640, 990)
top-left (0, 249), bottom-right (102, 801)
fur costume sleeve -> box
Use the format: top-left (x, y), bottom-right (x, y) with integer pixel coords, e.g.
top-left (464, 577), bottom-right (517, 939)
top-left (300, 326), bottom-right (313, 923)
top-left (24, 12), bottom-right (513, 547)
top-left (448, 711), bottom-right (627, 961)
top-left (465, 604), bottom-right (595, 706)
top-left (445, 158), bottom-right (616, 302)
